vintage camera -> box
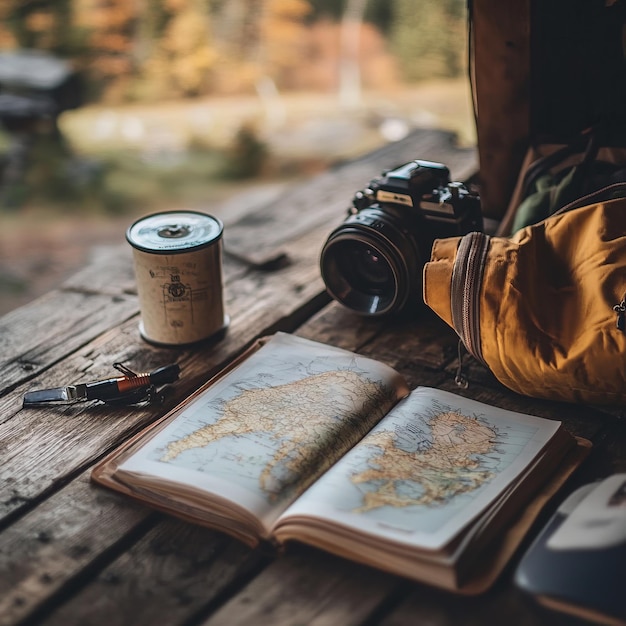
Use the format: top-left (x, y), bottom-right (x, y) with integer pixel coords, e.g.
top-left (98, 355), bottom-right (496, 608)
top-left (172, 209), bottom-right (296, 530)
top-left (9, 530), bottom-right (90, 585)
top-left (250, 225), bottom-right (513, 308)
top-left (319, 160), bottom-right (482, 316)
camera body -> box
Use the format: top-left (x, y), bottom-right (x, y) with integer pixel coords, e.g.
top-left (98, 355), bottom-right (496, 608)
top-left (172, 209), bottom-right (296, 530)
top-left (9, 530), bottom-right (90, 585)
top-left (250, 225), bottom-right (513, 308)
top-left (320, 159), bottom-right (482, 316)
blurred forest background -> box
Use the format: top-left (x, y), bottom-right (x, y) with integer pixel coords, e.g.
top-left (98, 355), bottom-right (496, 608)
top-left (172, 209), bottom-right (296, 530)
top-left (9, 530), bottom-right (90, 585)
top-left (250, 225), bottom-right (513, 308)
top-left (0, 0), bottom-right (473, 314)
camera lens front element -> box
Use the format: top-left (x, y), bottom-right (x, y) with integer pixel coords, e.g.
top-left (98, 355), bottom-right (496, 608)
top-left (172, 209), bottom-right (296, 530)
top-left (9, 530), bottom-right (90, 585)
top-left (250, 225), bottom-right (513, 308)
top-left (343, 244), bottom-right (393, 293)
top-left (321, 236), bottom-right (398, 315)
top-left (320, 209), bottom-right (420, 316)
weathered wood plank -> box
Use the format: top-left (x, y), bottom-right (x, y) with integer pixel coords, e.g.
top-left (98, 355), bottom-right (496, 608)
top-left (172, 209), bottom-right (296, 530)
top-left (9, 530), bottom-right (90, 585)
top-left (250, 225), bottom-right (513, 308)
top-left (36, 518), bottom-right (266, 626)
top-left (0, 288), bottom-right (139, 395)
top-left (0, 206), bottom-right (323, 408)
top-left (0, 472), bottom-right (154, 626)
top-left (297, 301), bottom-right (460, 373)
top-left (0, 464), bottom-right (267, 626)
top-left (200, 546), bottom-right (400, 626)
top-left (375, 582), bottom-right (570, 626)
top-left (0, 246), bottom-right (322, 619)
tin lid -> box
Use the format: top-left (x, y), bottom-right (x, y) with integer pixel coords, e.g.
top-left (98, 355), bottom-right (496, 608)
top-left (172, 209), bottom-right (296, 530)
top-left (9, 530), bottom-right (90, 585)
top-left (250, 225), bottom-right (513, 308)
top-left (126, 211), bottom-right (223, 253)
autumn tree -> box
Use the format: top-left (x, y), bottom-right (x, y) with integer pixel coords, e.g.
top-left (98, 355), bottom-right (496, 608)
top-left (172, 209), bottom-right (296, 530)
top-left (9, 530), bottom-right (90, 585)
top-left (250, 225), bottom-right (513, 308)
top-left (135, 0), bottom-right (216, 99)
top-left (207, 0), bottom-right (311, 93)
top-left (72, 0), bottom-right (138, 100)
top-left (390, 0), bottom-right (467, 82)
top-left (258, 0), bottom-right (312, 87)
top-left (0, 0), bottom-right (468, 101)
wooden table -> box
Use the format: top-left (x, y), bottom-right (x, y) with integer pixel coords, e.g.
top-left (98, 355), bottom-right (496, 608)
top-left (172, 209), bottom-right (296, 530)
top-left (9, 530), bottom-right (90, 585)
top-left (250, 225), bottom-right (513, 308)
top-left (1, 130), bottom-right (623, 626)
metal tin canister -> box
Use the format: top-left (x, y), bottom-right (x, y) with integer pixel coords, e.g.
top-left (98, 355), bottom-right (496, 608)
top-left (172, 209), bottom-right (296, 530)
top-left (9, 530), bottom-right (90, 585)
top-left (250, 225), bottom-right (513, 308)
top-left (126, 211), bottom-right (228, 346)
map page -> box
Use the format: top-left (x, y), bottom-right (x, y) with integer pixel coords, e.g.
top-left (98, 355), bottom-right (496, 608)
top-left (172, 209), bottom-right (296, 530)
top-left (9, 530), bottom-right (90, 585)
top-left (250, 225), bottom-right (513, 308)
top-left (278, 387), bottom-right (563, 551)
top-left (116, 333), bottom-right (410, 530)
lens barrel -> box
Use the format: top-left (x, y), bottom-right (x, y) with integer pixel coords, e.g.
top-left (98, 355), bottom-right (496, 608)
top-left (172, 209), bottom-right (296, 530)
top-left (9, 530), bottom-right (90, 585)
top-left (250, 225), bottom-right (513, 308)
top-left (319, 207), bottom-right (421, 316)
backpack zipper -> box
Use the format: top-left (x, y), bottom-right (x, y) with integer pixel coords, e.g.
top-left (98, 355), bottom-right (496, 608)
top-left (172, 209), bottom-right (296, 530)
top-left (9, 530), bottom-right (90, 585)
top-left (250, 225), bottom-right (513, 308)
top-left (450, 231), bottom-right (490, 370)
top-left (615, 293), bottom-right (626, 333)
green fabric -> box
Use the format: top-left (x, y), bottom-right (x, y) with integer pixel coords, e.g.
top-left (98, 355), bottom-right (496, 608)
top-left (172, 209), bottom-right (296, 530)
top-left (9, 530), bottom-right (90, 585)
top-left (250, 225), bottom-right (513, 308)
top-left (512, 157), bottom-right (626, 233)
top-left (512, 166), bottom-right (582, 233)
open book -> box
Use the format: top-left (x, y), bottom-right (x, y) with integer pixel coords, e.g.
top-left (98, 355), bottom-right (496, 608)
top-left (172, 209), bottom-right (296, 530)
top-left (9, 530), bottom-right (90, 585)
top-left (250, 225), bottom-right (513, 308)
top-left (92, 333), bottom-right (590, 594)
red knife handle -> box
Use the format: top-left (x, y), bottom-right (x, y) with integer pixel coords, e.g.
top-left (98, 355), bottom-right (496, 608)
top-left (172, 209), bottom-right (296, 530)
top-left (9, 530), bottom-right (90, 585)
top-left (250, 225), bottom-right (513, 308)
top-left (85, 364), bottom-right (180, 401)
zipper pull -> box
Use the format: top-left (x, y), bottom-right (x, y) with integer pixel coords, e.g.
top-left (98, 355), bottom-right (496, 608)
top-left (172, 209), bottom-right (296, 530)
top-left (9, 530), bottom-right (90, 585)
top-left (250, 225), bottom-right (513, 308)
top-left (614, 295), bottom-right (626, 333)
top-left (454, 340), bottom-right (469, 389)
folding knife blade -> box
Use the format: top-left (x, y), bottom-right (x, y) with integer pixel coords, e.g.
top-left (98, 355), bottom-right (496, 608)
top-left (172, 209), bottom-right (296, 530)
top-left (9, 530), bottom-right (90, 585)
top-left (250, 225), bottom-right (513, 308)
top-left (22, 384), bottom-right (87, 405)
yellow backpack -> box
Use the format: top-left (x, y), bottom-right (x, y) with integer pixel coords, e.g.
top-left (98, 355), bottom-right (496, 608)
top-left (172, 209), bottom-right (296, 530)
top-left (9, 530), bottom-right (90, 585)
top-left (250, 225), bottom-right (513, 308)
top-left (423, 198), bottom-right (626, 405)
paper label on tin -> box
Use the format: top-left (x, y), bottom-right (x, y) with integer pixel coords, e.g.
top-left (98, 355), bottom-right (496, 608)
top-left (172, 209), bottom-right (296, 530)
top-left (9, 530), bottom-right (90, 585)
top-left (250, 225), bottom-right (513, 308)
top-left (132, 246), bottom-right (226, 345)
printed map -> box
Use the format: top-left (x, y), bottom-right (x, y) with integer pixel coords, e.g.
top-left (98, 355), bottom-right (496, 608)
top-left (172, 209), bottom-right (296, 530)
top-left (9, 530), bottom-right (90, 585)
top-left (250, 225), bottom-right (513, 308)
top-left (120, 335), bottom-right (556, 547)
top-left (150, 361), bottom-right (397, 506)
top-left (350, 406), bottom-right (497, 512)
top-left (289, 391), bottom-right (543, 539)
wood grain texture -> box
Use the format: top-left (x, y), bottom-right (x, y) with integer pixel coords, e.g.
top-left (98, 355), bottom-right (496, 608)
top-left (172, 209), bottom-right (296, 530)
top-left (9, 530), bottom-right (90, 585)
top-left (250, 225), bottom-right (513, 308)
top-left (37, 519), bottom-right (267, 626)
top-left (376, 582), bottom-right (574, 626)
top-left (0, 472), bottom-right (153, 626)
top-left (201, 545), bottom-right (399, 626)
top-left (0, 288), bottom-right (139, 394)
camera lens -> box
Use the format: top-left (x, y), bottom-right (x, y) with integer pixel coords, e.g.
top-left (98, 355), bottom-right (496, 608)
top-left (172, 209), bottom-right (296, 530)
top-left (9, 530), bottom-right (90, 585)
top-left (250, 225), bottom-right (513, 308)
top-left (320, 210), bottom-right (418, 316)
top-left (340, 243), bottom-right (393, 294)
